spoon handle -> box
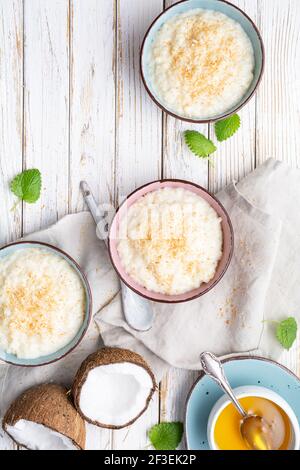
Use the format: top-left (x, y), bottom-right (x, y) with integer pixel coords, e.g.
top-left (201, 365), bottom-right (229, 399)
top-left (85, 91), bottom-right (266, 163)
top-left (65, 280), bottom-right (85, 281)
top-left (80, 181), bottom-right (154, 332)
top-left (200, 352), bottom-right (247, 418)
top-left (80, 181), bottom-right (108, 246)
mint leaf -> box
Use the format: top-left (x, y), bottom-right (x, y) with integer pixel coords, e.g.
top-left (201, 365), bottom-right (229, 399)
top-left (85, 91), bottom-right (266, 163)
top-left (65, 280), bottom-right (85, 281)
top-left (10, 169), bottom-right (42, 204)
top-left (276, 317), bottom-right (298, 350)
top-left (215, 114), bottom-right (241, 142)
top-left (148, 422), bottom-right (184, 450)
top-left (184, 130), bottom-right (217, 158)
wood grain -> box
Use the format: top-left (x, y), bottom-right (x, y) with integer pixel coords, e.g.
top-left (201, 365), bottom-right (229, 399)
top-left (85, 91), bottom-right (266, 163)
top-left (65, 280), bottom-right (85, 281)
top-left (160, 0), bottom-right (207, 443)
top-left (255, 0), bottom-right (300, 376)
top-left (163, 0), bottom-right (209, 188)
top-left (112, 0), bottom-right (163, 450)
top-left (0, 0), bottom-right (23, 245)
top-left (22, 0), bottom-right (69, 235)
top-left (69, 0), bottom-right (116, 213)
top-left (0, 1), bottom-right (23, 447)
top-left (256, 0), bottom-right (300, 168)
top-left (69, 0), bottom-right (117, 449)
top-left (115, 0), bottom-right (163, 200)
top-left (0, 0), bottom-right (299, 451)
top-left (160, 368), bottom-right (199, 450)
top-left (209, 0), bottom-right (257, 193)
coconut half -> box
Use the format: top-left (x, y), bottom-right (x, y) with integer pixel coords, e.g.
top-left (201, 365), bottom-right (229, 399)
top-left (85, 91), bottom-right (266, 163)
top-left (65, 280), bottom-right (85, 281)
top-left (72, 348), bottom-right (157, 429)
top-left (3, 384), bottom-right (85, 450)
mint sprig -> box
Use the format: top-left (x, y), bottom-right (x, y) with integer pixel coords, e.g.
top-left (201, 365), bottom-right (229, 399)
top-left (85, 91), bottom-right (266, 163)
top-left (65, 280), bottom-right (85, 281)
top-left (184, 131), bottom-right (216, 159)
top-left (148, 422), bottom-right (184, 450)
top-left (10, 169), bottom-right (42, 204)
top-left (184, 114), bottom-right (241, 161)
top-left (215, 114), bottom-right (241, 142)
top-left (276, 317), bottom-right (298, 350)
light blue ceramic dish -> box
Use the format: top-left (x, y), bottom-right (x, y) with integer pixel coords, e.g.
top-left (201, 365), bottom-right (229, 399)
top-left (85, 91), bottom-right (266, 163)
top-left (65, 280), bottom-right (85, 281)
top-left (0, 241), bottom-right (92, 367)
top-left (185, 356), bottom-right (300, 450)
top-left (141, 0), bottom-right (265, 123)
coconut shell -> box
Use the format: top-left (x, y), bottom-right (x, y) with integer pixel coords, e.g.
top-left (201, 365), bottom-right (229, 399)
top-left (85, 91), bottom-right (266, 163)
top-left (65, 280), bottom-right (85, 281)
top-left (3, 384), bottom-right (86, 450)
top-left (72, 347), bottom-right (157, 429)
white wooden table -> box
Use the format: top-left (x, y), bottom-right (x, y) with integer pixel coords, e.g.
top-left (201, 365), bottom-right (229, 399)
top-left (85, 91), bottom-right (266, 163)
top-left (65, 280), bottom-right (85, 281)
top-left (0, 0), bottom-right (300, 450)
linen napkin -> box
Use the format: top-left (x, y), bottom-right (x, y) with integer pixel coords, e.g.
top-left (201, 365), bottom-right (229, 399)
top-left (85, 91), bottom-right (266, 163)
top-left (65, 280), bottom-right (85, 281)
top-left (99, 158), bottom-right (292, 370)
top-left (0, 158), bottom-right (299, 449)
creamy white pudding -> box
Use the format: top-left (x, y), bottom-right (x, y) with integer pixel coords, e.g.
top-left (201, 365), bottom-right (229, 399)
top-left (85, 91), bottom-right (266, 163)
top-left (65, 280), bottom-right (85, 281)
top-left (149, 8), bottom-right (255, 119)
top-left (0, 248), bottom-right (86, 359)
top-left (117, 187), bottom-right (223, 295)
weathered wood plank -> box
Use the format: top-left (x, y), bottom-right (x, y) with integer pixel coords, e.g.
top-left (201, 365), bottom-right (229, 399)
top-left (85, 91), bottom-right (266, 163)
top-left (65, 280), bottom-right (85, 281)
top-left (0, 0), bottom-right (299, 452)
top-left (69, 0), bottom-right (117, 449)
top-left (160, 369), bottom-right (199, 450)
top-left (112, 0), bottom-right (163, 450)
top-left (255, 0), bottom-right (300, 376)
top-left (256, 0), bottom-right (300, 168)
top-left (22, 0), bottom-right (69, 234)
top-left (0, 0), bottom-right (23, 245)
top-left (0, 0), bottom-right (23, 449)
top-left (69, 0), bottom-right (116, 213)
top-left (163, 113), bottom-right (209, 187)
top-left (163, 0), bottom-right (209, 187)
top-left (115, 0), bottom-right (163, 200)
top-left (209, 0), bottom-right (257, 193)
top-left (160, 0), bottom-right (209, 451)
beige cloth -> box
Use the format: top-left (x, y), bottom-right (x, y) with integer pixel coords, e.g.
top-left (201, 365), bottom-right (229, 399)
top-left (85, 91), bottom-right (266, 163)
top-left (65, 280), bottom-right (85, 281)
top-left (99, 158), bottom-right (295, 372)
top-left (0, 158), bottom-right (299, 449)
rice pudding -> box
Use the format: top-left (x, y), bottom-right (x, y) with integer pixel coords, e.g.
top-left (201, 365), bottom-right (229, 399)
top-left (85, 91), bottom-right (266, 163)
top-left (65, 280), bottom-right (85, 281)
top-left (117, 187), bottom-right (223, 295)
top-left (0, 248), bottom-right (86, 359)
top-left (149, 8), bottom-right (255, 119)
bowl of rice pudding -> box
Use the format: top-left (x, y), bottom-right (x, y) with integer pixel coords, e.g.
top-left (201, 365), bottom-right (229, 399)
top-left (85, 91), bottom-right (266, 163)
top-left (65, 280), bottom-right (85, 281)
top-left (141, 0), bottom-right (264, 123)
top-left (108, 181), bottom-right (233, 303)
top-left (0, 242), bottom-right (92, 366)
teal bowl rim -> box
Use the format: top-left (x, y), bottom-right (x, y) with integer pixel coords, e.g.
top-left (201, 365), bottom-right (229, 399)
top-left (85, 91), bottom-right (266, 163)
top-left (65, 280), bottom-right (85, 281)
top-left (140, 0), bottom-right (265, 124)
top-left (0, 240), bottom-right (92, 367)
top-left (184, 355), bottom-right (300, 449)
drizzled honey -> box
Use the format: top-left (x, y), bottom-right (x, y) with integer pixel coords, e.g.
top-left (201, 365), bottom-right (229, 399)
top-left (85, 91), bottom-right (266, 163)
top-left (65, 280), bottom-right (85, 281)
top-left (214, 396), bottom-right (291, 450)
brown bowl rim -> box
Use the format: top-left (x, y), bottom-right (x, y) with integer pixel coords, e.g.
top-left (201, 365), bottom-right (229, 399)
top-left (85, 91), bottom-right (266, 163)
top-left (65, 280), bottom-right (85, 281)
top-left (108, 179), bottom-right (234, 304)
top-left (0, 240), bottom-right (93, 367)
top-left (184, 355), bottom-right (300, 449)
top-left (140, 0), bottom-right (265, 124)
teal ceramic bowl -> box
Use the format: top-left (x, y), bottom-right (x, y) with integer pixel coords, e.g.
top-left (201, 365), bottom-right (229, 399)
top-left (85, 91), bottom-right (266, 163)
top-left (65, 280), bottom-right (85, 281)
top-left (141, 0), bottom-right (265, 123)
top-left (185, 356), bottom-right (300, 450)
top-left (0, 241), bottom-right (92, 367)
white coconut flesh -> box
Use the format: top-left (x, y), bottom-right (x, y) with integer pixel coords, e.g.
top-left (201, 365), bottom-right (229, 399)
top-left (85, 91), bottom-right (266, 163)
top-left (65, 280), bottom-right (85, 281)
top-left (79, 363), bottom-right (154, 426)
top-left (6, 420), bottom-right (78, 450)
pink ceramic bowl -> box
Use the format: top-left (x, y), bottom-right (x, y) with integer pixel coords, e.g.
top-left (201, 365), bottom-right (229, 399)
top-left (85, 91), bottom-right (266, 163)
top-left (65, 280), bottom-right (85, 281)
top-left (108, 180), bottom-right (234, 303)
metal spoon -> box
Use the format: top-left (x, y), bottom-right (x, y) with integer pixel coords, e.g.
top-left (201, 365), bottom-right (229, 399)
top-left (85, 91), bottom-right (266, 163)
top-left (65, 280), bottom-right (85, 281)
top-left (200, 352), bottom-right (274, 450)
top-left (80, 181), bottom-right (154, 331)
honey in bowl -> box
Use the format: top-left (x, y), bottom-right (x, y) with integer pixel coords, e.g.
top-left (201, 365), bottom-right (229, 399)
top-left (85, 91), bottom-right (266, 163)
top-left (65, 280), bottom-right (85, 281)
top-left (214, 396), bottom-right (292, 450)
